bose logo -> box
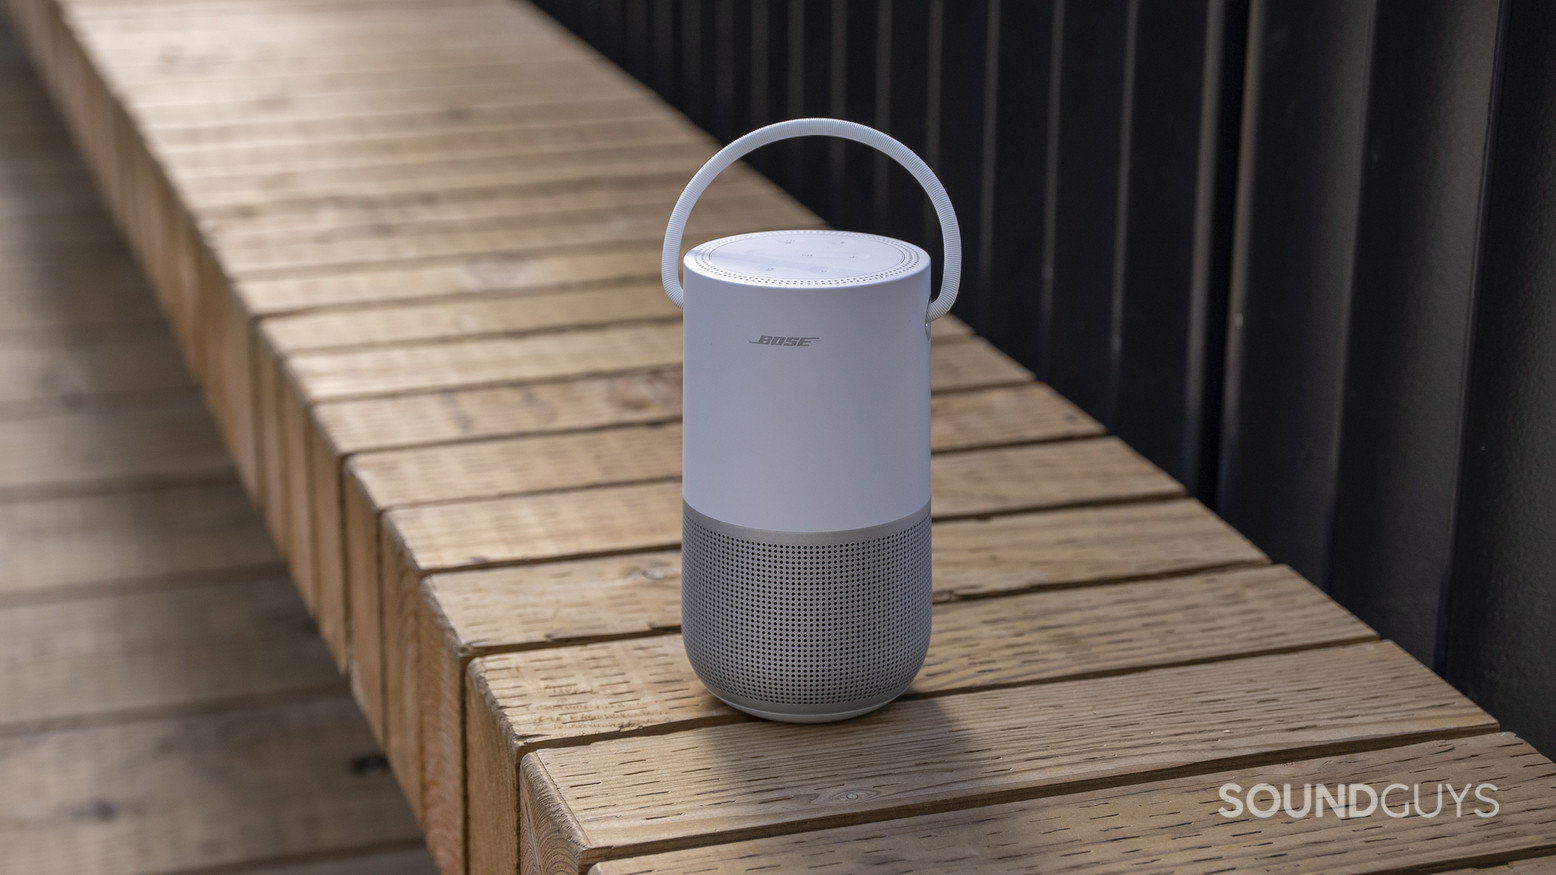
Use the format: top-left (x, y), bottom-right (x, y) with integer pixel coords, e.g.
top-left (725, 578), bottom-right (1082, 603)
top-left (749, 335), bottom-right (819, 347)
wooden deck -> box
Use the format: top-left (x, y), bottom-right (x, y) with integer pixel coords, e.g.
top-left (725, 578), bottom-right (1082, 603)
top-left (0, 24), bottom-right (438, 874)
top-left (3, 0), bottom-right (1554, 873)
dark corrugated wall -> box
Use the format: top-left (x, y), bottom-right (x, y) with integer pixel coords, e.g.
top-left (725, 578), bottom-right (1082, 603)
top-left (530, 0), bottom-right (1555, 756)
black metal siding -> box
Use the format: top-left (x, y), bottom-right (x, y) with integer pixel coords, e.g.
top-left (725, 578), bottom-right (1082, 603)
top-left (532, 0), bottom-right (1556, 757)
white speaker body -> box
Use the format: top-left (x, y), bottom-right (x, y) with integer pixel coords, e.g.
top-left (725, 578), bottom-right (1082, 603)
top-left (662, 117), bottom-right (960, 724)
top-left (680, 229), bottom-right (934, 723)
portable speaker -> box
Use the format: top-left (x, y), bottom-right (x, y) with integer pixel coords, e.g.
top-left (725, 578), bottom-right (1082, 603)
top-left (661, 118), bottom-right (961, 723)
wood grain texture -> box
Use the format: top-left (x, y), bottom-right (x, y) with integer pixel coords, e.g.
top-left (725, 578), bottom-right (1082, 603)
top-left (386, 432), bottom-right (1172, 857)
top-left (389, 437), bottom-right (1177, 575)
top-left (237, 846), bottom-right (440, 875)
top-left (0, 697), bottom-right (423, 875)
top-left (218, 196), bottom-right (820, 278)
top-left (0, 480), bottom-right (282, 603)
top-left (169, 115), bottom-right (707, 195)
top-left (13, 5), bottom-right (1538, 875)
top-left (0, 575), bottom-right (339, 732)
top-left (309, 328), bottom-right (989, 461)
top-left (287, 322), bottom-right (687, 404)
top-left (205, 168), bottom-right (771, 241)
top-left (521, 643), bottom-right (1496, 875)
top-left (401, 484), bottom-right (1223, 851)
top-left (0, 396), bottom-right (232, 501)
top-left (461, 565), bottom-right (1369, 875)
top-left (0, 331), bottom-right (191, 417)
top-left (261, 283), bottom-right (682, 356)
top-left (315, 369), bottom-right (686, 456)
top-left (588, 734), bottom-right (1556, 875)
top-left (1436, 857), bottom-right (1556, 875)
top-left (427, 498), bottom-right (1265, 659)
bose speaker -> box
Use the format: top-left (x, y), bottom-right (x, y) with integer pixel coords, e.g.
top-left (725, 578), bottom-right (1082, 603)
top-left (661, 118), bottom-right (961, 723)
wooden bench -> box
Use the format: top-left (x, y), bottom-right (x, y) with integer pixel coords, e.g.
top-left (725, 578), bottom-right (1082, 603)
top-left (5, 0), bottom-right (1554, 873)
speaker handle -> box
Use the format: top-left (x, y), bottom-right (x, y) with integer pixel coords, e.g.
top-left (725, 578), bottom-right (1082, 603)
top-left (661, 118), bottom-right (961, 323)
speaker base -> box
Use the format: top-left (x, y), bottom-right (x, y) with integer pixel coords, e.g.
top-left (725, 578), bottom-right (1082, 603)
top-left (704, 681), bottom-right (912, 724)
top-left (681, 501), bottom-right (933, 723)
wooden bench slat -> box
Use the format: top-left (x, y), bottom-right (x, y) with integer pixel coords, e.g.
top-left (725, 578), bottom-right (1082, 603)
top-left (202, 167), bottom-right (761, 243)
top-left (237, 243), bottom-right (680, 316)
top-left (145, 92), bottom-right (663, 153)
top-left (459, 565), bottom-right (1366, 875)
top-left (0, 481), bottom-right (282, 603)
top-left (222, 197), bottom-right (820, 278)
top-left (136, 69), bottom-right (637, 132)
top-left (1436, 858), bottom-right (1556, 875)
top-left (0, 575), bottom-right (337, 731)
top-left (316, 370), bottom-right (685, 457)
top-left (290, 322), bottom-right (685, 404)
top-left (519, 642), bottom-right (1495, 875)
top-left (262, 284), bottom-right (680, 357)
top-left (171, 114), bottom-right (701, 183)
top-left (0, 697), bottom-right (422, 875)
top-left (127, 55), bottom-right (606, 110)
top-left (586, 734), bottom-right (1556, 875)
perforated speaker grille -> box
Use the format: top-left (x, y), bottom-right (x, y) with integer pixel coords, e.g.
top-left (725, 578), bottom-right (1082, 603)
top-left (682, 504), bottom-right (932, 707)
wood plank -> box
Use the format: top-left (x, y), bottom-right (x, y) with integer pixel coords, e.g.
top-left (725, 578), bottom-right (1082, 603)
top-left (1437, 857), bottom-right (1556, 875)
top-left (0, 396), bottom-right (232, 501)
top-left (314, 370), bottom-right (686, 457)
top-left (135, 71), bottom-right (636, 134)
top-left (0, 253), bottom-right (159, 333)
top-left (0, 697), bottom-right (423, 875)
top-left (170, 113), bottom-right (693, 182)
top-left (460, 564), bottom-right (1362, 875)
top-left (0, 330), bottom-right (191, 416)
top-left (237, 846), bottom-right (439, 875)
top-left (218, 194), bottom-right (821, 278)
top-left (0, 207), bottom-right (119, 253)
top-left (203, 166), bottom-right (753, 242)
top-left (518, 643), bottom-right (1496, 875)
top-left (586, 734), bottom-right (1556, 875)
top-left (0, 574), bottom-right (338, 732)
top-left (167, 114), bottom-right (704, 194)
top-left (126, 57), bottom-right (606, 110)
top-left (263, 285), bottom-right (678, 357)
top-left (0, 480), bottom-right (282, 604)
top-left (146, 94), bottom-right (666, 153)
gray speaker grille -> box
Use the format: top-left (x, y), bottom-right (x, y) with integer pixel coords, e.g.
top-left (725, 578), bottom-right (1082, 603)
top-left (682, 506), bottom-right (932, 707)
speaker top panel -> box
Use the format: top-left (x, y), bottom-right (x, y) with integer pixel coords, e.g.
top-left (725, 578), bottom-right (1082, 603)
top-left (688, 230), bottom-right (926, 288)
